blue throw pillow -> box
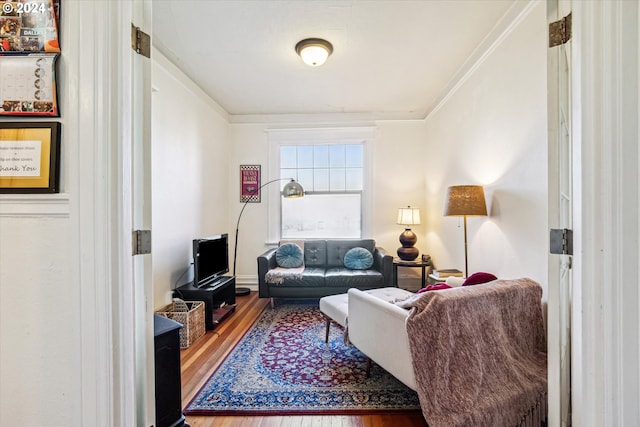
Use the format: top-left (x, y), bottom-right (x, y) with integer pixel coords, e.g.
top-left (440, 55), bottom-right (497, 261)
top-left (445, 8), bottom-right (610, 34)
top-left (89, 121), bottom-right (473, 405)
top-left (276, 243), bottom-right (304, 268)
top-left (344, 247), bottom-right (374, 270)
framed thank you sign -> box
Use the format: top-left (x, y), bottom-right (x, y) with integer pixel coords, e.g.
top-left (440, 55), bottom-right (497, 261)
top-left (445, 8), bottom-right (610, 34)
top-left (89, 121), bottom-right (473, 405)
top-left (240, 164), bottom-right (261, 203)
top-left (0, 121), bottom-right (60, 193)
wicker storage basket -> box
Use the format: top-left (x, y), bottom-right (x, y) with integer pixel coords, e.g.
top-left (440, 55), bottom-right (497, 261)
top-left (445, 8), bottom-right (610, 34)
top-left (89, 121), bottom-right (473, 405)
top-left (156, 299), bottom-right (205, 348)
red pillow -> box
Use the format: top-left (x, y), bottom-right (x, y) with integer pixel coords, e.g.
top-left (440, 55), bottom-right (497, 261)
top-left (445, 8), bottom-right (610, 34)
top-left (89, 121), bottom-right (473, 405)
top-left (417, 283), bottom-right (452, 293)
top-left (462, 272), bottom-right (497, 286)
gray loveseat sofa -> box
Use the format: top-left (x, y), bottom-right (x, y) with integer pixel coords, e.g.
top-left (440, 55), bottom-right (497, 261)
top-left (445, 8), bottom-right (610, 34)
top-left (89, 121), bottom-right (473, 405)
top-left (257, 239), bottom-right (393, 299)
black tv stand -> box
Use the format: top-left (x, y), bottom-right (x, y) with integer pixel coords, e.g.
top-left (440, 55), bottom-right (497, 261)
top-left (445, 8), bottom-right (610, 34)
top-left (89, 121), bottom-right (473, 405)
top-left (195, 276), bottom-right (226, 289)
top-left (173, 276), bottom-right (236, 330)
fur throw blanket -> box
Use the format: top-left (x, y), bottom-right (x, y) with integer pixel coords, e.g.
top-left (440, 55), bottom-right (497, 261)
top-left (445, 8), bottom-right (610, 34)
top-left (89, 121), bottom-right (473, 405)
top-left (397, 278), bottom-right (547, 426)
top-left (264, 265), bottom-right (304, 284)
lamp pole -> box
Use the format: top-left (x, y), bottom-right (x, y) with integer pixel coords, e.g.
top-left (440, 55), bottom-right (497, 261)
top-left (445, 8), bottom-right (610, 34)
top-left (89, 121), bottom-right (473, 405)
top-left (463, 215), bottom-right (469, 278)
top-left (233, 178), bottom-right (302, 295)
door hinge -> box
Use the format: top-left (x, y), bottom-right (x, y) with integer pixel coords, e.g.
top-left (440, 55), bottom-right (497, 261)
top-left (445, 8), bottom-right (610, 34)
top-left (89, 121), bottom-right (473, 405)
top-left (132, 230), bottom-right (151, 255)
top-left (549, 12), bottom-right (572, 47)
top-left (131, 24), bottom-right (151, 58)
top-left (550, 228), bottom-right (573, 255)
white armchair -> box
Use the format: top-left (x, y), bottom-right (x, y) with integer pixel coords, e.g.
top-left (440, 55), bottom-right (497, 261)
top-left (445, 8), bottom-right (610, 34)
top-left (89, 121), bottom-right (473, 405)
top-left (347, 288), bottom-right (416, 390)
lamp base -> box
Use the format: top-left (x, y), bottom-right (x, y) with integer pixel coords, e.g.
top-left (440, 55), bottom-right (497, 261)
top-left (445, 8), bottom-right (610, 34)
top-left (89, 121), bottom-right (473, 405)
top-left (397, 246), bottom-right (419, 261)
top-left (397, 228), bottom-right (419, 261)
top-left (235, 287), bottom-right (251, 296)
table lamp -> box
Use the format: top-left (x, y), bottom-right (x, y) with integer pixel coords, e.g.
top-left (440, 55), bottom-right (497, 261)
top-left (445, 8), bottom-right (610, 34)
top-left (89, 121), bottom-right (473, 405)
top-left (443, 185), bottom-right (487, 277)
top-left (396, 206), bottom-right (421, 261)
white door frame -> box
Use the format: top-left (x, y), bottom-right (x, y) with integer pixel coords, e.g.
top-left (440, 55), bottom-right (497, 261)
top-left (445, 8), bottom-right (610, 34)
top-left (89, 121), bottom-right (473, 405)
top-left (70, 1), bottom-right (135, 424)
top-left (68, 0), bottom-right (149, 425)
top-left (571, 1), bottom-right (640, 426)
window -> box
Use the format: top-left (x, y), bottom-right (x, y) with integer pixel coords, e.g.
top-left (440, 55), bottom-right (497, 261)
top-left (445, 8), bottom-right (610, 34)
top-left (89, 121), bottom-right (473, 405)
top-left (267, 127), bottom-right (373, 242)
top-left (280, 144), bottom-right (363, 238)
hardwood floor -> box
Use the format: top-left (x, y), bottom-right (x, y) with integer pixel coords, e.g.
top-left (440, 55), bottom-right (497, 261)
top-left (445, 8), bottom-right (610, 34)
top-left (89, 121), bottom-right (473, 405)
top-left (180, 291), bottom-right (428, 427)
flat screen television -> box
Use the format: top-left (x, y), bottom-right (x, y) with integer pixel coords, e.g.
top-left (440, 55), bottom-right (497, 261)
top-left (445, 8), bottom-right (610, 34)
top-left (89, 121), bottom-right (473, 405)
top-left (193, 234), bottom-right (229, 288)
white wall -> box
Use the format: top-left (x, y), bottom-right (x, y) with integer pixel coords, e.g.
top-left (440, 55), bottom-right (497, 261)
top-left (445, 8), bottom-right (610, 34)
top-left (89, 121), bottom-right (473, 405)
top-left (371, 120), bottom-right (429, 289)
top-left (371, 121), bottom-right (429, 253)
top-left (227, 122), bottom-right (272, 282)
top-left (151, 51), bottom-right (231, 309)
top-left (0, 216), bottom-right (76, 425)
top-left (423, 2), bottom-right (548, 289)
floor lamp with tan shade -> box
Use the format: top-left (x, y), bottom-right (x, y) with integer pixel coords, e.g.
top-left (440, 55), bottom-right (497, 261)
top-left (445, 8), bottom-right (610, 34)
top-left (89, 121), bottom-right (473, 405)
top-left (444, 185), bottom-right (487, 277)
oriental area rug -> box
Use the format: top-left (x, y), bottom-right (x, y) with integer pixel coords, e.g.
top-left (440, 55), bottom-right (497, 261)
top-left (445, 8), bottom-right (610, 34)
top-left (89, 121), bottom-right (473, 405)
top-left (185, 303), bottom-right (421, 415)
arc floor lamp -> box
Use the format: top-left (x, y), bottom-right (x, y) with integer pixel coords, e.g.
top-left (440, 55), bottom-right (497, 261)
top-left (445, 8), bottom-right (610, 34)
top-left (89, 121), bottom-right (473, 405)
top-left (233, 178), bottom-right (304, 295)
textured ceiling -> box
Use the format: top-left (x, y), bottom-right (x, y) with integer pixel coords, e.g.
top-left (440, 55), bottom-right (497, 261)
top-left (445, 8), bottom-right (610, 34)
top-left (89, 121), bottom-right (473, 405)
top-left (153, 0), bottom-right (519, 120)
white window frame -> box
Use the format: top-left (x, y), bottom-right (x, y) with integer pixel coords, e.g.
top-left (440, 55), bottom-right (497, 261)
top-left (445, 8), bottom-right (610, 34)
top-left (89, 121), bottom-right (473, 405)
top-left (266, 127), bottom-right (375, 243)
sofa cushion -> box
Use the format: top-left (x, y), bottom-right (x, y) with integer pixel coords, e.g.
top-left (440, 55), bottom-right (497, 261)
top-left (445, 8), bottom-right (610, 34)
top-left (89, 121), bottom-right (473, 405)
top-left (343, 247), bottom-right (374, 270)
top-left (324, 267), bottom-right (385, 287)
top-left (276, 243), bottom-right (304, 268)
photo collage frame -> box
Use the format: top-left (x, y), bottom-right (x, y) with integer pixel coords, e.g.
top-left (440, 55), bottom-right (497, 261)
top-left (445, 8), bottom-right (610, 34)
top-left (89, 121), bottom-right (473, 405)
top-left (0, 0), bottom-right (60, 117)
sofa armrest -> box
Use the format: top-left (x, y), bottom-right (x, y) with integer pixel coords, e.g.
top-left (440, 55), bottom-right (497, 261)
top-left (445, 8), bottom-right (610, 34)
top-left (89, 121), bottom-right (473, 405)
top-left (257, 247), bottom-right (278, 297)
top-left (373, 246), bottom-right (394, 287)
top-left (347, 288), bottom-right (416, 390)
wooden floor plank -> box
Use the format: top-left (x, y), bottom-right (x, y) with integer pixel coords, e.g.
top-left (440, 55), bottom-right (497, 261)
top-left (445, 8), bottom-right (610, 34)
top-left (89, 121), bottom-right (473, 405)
top-left (180, 291), bottom-right (427, 427)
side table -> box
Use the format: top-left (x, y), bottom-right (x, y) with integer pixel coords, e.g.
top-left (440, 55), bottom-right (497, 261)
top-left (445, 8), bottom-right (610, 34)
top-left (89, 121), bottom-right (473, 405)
top-left (154, 314), bottom-right (189, 427)
top-left (393, 257), bottom-right (431, 289)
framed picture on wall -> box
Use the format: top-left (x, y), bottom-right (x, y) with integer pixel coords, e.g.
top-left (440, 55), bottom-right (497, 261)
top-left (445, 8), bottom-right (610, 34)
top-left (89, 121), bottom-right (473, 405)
top-left (0, 121), bottom-right (61, 193)
top-left (240, 164), bottom-right (261, 203)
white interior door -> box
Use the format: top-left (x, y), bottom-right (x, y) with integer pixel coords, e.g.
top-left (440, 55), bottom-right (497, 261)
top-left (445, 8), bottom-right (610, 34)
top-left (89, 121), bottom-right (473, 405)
top-left (547, 0), bottom-right (573, 425)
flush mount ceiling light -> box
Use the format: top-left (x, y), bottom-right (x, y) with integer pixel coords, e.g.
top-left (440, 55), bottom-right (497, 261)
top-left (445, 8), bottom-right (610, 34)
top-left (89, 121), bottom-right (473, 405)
top-left (295, 38), bottom-right (333, 66)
